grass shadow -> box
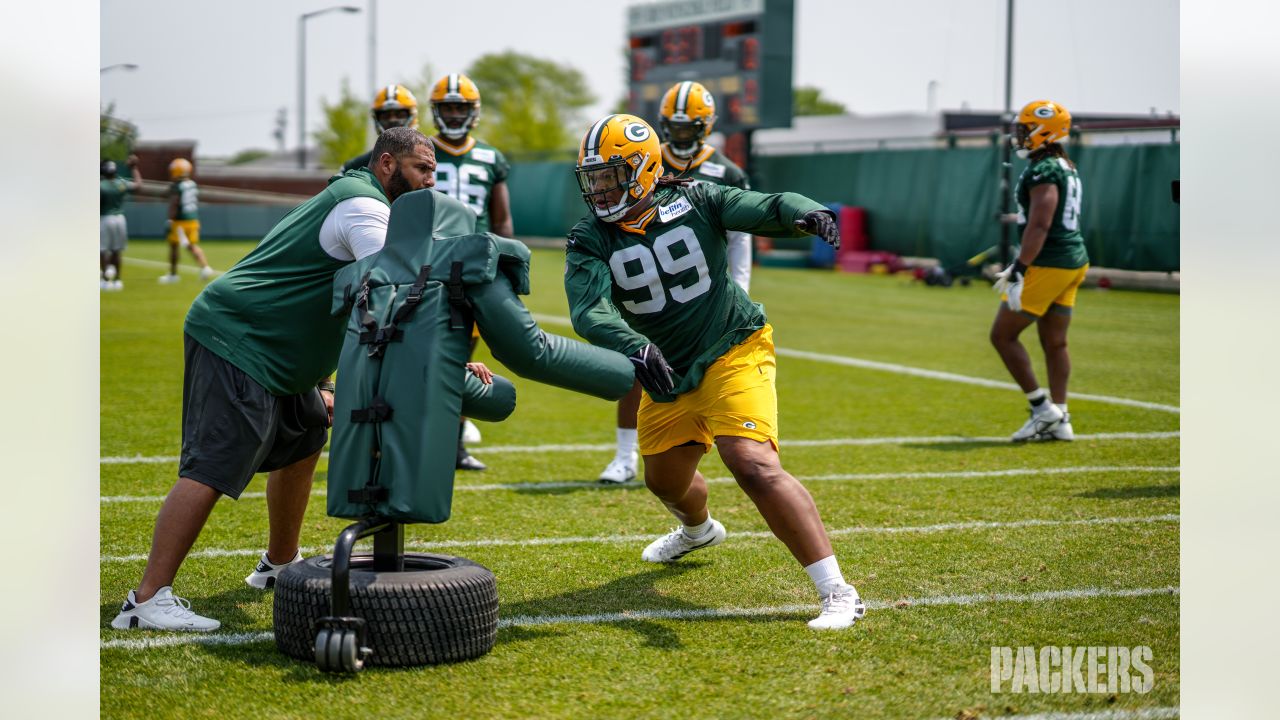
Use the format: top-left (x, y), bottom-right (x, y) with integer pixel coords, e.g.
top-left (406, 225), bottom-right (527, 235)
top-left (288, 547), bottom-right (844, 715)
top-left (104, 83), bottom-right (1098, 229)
top-left (901, 440), bottom-right (1013, 452)
top-left (1076, 485), bottom-right (1180, 499)
top-left (510, 480), bottom-right (644, 496)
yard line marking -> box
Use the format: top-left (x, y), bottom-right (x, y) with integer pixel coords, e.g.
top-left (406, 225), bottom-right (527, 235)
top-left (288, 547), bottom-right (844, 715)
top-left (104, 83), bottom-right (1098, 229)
top-left (531, 313), bottom-right (1179, 415)
top-left (98, 513), bottom-right (1178, 562)
top-left (98, 430), bottom-right (1180, 465)
top-left (101, 464), bottom-right (1180, 503)
top-left (100, 585), bottom-right (1179, 651)
top-left (123, 257), bottom-right (225, 277)
top-left (927, 708), bottom-right (1179, 720)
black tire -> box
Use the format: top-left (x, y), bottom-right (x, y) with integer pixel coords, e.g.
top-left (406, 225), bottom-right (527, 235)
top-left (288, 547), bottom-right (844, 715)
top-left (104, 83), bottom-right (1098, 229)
top-left (274, 553), bottom-right (498, 667)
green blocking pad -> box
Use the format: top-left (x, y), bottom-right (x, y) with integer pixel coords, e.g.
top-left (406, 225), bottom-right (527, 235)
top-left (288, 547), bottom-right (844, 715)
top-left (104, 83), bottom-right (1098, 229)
top-left (328, 190), bottom-right (634, 523)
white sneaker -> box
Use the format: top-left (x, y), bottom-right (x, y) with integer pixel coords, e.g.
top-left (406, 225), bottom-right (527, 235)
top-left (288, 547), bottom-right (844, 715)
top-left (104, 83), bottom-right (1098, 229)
top-left (104, 264), bottom-right (118, 281)
top-left (598, 452), bottom-right (638, 484)
top-left (462, 419), bottom-right (482, 444)
top-left (158, 274), bottom-right (180, 284)
top-left (109, 586), bottom-right (221, 632)
top-left (200, 266), bottom-right (215, 281)
top-left (1043, 413), bottom-right (1075, 441)
top-left (1011, 402), bottom-right (1064, 441)
top-left (244, 550), bottom-right (303, 589)
top-left (808, 585), bottom-right (867, 630)
top-left (111, 280), bottom-right (124, 291)
top-left (641, 519), bottom-right (726, 563)
top-left (100, 279), bottom-right (111, 291)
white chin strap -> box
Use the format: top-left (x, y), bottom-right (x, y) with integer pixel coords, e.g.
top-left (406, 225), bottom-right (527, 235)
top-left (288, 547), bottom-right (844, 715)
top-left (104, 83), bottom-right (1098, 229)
top-left (669, 142), bottom-right (699, 159)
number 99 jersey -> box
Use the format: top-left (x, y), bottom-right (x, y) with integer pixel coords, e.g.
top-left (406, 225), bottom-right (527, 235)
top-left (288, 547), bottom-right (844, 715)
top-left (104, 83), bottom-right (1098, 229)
top-left (429, 136), bottom-right (510, 233)
top-left (1014, 156), bottom-right (1089, 269)
top-left (564, 182), bottom-right (823, 400)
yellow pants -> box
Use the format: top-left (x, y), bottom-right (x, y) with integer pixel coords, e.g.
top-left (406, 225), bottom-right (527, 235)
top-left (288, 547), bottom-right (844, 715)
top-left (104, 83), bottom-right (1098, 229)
top-left (638, 325), bottom-right (778, 456)
top-left (1003, 264), bottom-right (1089, 317)
top-left (167, 219), bottom-right (201, 246)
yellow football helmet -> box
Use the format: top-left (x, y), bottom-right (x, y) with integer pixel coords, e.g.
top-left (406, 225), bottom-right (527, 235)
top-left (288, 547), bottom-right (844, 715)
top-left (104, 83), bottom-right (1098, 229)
top-left (1012, 99), bottom-right (1071, 158)
top-left (659, 81), bottom-right (717, 159)
top-left (429, 73), bottom-right (482, 140)
top-left (168, 158), bottom-right (193, 180)
top-left (576, 114), bottom-right (663, 223)
top-left (371, 84), bottom-right (419, 134)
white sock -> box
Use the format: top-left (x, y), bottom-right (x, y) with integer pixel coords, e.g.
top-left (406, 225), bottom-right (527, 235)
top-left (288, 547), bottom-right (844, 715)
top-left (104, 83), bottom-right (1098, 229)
top-left (1025, 388), bottom-right (1047, 406)
top-left (1056, 403), bottom-right (1068, 414)
top-left (804, 555), bottom-right (853, 598)
top-left (683, 517), bottom-right (713, 538)
top-left (616, 428), bottom-right (638, 458)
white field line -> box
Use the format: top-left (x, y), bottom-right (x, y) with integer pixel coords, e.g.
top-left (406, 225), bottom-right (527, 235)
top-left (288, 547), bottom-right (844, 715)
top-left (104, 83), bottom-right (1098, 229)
top-left (100, 584), bottom-right (1180, 651)
top-left (98, 430), bottom-right (1180, 466)
top-left (123, 257), bottom-right (225, 277)
top-left (98, 513), bottom-right (1179, 563)
top-left (530, 313), bottom-right (1179, 415)
top-left (100, 464), bottom-right (1181, 504)
top-left (928, 708), bottom-right (1179, 720)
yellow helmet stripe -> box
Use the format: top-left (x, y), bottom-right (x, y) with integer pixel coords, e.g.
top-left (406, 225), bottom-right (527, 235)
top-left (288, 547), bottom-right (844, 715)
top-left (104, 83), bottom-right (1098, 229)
top-left (675, 81), bottom-right (693, 114)
top-left (583, 114), bottom-right (617, 157)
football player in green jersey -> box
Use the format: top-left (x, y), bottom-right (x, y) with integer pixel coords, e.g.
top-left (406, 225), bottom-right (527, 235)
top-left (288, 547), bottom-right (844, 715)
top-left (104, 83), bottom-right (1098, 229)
top-left (100, 154), bottom-right (143, 291)
top-left (159, 158), bottom-right (215, 284)
top-left (565, 114), bottom-right (865, 630)
top-left (991, 100), bottom-right (1090, 442)
top-left (428, 73), bottom-right (515, 470)
top-left (597, 81), bottom-right (755, 484)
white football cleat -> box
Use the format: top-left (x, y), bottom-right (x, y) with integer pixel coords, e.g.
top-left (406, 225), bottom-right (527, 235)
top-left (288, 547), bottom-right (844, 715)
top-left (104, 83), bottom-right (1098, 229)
top-left (598, 452), bottom-right (638, 484)
top-left (200, 266), bottom-right (215, 281)
top-left (244, 550), bottom-right (303, 590)
top-left (1011, 402), bottom-right (1064, 442)
top-left (111, 280), bottom-right (124, 291)
top-left (158, 274), bottom-right (180, 284)
top-left (100, 279), bottom-right (111, 291)
top-left (808, 585), bottom-right (867, 630)
top-left (1042, 412), bottom-right (1074, 441)
top-left (641, 519), bottom-right (726, 563)
top-left (109, 586), bottom-right (221, 632)
top-left (462, 419), bottom-right (482, 444)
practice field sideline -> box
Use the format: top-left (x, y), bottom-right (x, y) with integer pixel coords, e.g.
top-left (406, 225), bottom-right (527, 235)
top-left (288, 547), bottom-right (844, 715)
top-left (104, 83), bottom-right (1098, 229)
top-left (102, 240), bottom-right (1179, 719)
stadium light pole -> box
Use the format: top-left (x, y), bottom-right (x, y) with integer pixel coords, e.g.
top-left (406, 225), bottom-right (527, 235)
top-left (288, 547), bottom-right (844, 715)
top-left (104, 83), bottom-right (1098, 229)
top-left (298, 5), bottom-right (363, 169)
top-left (998, 0), bottom-right (1015, 266)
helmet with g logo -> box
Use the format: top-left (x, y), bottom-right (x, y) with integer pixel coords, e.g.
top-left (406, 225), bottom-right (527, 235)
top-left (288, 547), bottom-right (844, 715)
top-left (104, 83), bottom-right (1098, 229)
top-left (575, 114), bottom-right (663, 222)
top-left (659, 81), bottom-right (717, 159)
top-left (1012, 99), bottom-right (1071, 158)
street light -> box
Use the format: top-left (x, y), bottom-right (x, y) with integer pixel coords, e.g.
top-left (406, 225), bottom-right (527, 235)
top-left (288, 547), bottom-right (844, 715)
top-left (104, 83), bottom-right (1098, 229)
top-left (298, 5), bottom-right (362, 168)
top-left (100, 63), bottom-right (139, 74)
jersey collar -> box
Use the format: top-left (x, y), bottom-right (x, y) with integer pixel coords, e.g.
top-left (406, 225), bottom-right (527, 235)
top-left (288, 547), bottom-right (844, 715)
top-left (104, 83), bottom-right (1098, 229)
top-left (661, 144), bottom-right (715, 175)
top-left (616, 204), bottom-right (659, 236)
top-left (431, 135), bottom-right (476, 156)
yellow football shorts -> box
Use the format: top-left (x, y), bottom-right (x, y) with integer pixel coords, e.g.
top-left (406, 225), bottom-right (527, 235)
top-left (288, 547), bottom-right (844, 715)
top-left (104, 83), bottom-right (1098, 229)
top-left (167, 219), bottom-right (201, 246)
top-left (1003, 263), bottom-right (1089, 317)
top-left (638, 324), bottom-right (779, 456)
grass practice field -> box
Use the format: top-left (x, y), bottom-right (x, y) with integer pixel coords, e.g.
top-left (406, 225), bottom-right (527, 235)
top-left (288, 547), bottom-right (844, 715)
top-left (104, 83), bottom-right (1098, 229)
top-left (101, 239), bottom-right (1179, 719)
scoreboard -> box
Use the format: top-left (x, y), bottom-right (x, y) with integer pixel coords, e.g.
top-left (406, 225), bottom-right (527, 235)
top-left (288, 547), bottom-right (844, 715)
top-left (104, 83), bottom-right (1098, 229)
top-left (626, 0), bottom-right (795, 136)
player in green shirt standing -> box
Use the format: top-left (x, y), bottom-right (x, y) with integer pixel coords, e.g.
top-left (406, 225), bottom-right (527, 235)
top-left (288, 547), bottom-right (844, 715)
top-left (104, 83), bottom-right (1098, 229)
top-left (427, 72), bottom-right (515, 470)
top-left (565, 114), bottom-right (865, 630)
top-left (991, 99), bottom-right (1090, 442)
top-left (598, 80), bottom-right (753, 484)
top-left (100, 154), bottom-right (142, 291)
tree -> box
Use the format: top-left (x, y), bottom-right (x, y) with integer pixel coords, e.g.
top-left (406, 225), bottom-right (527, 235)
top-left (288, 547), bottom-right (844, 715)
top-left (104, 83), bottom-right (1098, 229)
top-left (465, 51), bottom-right (596, 159)
top-left (100, 102), bottom-right (137, 164)
top-left (313, 79), bottom-right (367, 169)
top-left (793, 86), bottom-right (847, 116)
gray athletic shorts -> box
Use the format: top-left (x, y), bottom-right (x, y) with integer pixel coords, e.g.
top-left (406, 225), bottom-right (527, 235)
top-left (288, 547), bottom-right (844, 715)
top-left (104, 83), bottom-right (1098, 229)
top-left (179, 334), bottom-right (330, 499)
top-left (100, 214), bottom-right (128, 252)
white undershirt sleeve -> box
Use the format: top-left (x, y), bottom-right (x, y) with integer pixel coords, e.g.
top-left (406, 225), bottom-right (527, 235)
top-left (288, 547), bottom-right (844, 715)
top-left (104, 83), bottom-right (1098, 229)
top-left (318, 196), bottom-right (391, 261)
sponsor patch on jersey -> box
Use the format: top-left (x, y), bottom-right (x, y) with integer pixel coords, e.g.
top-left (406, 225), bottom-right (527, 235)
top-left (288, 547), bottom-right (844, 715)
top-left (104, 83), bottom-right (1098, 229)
top-left (657, 197), bottom-right (693, 223)
top-left (471, 148), bottom-right (496, 164)
top-left (700, 162), bottom-right (726, 179)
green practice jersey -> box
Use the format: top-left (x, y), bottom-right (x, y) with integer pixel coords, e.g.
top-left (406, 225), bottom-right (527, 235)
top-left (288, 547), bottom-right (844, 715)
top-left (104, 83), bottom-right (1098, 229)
top-left (341, 150), bottom-right (374, 174)
top-left (1015, 155), bottom-right (1088, 269)
top-left (565, 183), bottom-right (824, 401)
top-left (661, 143), bottom-right (749, 190)
top-left (100, 178), bottom-right (130, 215)
top-left (170, 179), bottom-right (199, 221)
top-left (430, 135), bottom-right (510, 233)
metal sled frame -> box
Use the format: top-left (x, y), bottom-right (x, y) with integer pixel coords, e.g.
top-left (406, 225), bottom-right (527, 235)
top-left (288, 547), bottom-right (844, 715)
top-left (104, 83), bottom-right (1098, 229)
top-left (313, 516), bottom-right (405, 673)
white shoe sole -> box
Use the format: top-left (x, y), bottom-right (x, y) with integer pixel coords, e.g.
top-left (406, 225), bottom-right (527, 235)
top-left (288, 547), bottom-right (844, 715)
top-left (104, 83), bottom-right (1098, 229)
top-left (109, 612), bottom-right (220, 632)
top-left (641, 522), bottom-right (726, 563)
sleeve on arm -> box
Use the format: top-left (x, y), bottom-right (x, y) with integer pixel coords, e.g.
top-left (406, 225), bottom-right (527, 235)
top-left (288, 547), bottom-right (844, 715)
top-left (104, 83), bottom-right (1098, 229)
top-left (320, 196), bottom-right (390, 261)
top-left (709, 184), bottom-right (825, 238)
top-left (563, 240), bottom-right (649, 356)
top-left (493, 149), bottom-right (510, 184)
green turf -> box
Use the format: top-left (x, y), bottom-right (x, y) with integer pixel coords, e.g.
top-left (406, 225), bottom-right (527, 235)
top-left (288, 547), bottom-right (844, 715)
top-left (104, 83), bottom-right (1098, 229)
top-left (102, 240), bottom-right (1179, 718)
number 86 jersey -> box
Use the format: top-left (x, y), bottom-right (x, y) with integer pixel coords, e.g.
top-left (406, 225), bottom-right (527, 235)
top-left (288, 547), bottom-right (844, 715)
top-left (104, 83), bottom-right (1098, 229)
top-left (565, 182), bottom-right (824, 400)
top-left (430, 135), bottom-right (510, 233)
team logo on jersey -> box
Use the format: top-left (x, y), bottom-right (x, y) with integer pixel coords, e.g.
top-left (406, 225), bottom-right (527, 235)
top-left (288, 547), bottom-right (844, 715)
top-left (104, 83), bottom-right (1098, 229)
top-left (657, 197), bottom-right (693, 223)
top-left (623, 122), bottom-right (650, 142)
top-left (1033, 106), bottom-right (1056, 119)
top-left (743, 421), bottom-right (757, 430)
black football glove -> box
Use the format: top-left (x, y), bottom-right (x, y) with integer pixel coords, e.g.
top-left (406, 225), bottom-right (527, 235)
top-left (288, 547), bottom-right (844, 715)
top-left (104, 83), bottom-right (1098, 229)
top-left (794, 210), bottom-right (840, 250)
top-left (628, 343), bottom-right (675, 395)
